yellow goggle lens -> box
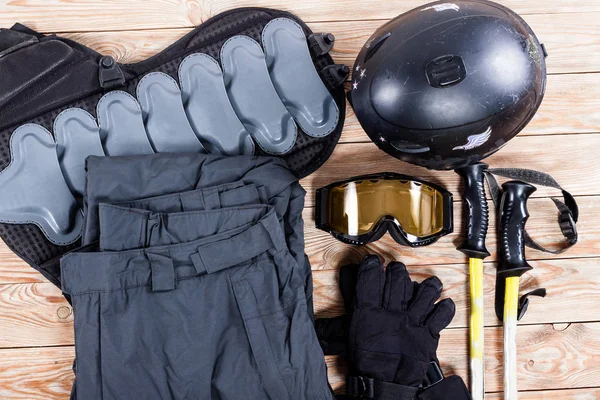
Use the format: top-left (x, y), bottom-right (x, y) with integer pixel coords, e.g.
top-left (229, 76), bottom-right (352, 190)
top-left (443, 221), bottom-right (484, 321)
top-left (326, 179), bottom-right (445, 238)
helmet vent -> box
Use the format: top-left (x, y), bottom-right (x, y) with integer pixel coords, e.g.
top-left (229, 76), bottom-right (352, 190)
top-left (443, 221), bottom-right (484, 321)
top-left (364, 33), bottom-right (391, 63)
top-left (390, 140), bottom-right (430, 154)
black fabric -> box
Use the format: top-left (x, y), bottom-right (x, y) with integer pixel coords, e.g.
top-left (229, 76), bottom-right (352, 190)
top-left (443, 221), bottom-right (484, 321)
top-left (335, 374), bottom-right (472, 400)
top-left (63, 209), bottom-right (332, 399)
top-left (348, 256), bottom-right (455, 388)
top-left (0, 7), bottom-right (345, 289)
top-left (316, 263), bottom-right (358, 356)
top-left (62, 153), bottom-right (328, 398)
top-left (417, 375), bottom-right (471, 400)
top-left (346, 376), bottom-right (418, 400)
top-left (316, 314), bottom-right (350, 356)
top-left (484, 167), bottom-right (578, 254)
top-left (323, 256), bottom-right (468, 400)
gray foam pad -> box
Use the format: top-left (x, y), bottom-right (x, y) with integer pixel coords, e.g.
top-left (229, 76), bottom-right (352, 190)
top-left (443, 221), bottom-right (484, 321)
top-left (136, 72), bottom-right (207, 153)
top-left (262, 18), bottom-right (339, 138)
top-left (54, 108), bottom-right (105, 197)
top-left (179, 54), bottom-right (254, 156)
top-left (221, 36), bottom-right (297, 155)
top-left (0, 124), bottom-right (83, 245)
top-left (96, 91), bottom-right (155, 156)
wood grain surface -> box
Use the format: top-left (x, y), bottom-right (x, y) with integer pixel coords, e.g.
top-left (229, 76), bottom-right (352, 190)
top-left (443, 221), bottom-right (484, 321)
top-left (300, 135), bottom-right (598, 204)
top-left (58, 12), bottom-right (600, 75)
top-left (0, 0), bottom-right (599, 398)
top-left (1, 256), bottom-right (598, 349)
top-left (2, 322), bottom-right (600, 397)
top-left (2, 0), bottom-right (600, 33)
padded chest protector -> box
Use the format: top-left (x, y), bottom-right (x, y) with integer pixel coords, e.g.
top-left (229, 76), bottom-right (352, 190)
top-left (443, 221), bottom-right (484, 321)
top-left (0, 8), bottom-right (347, 288)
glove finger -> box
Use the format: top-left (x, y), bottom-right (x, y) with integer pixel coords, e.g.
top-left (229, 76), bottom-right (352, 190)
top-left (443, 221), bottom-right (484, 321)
top-left (382, 261), bottom-right (414, 312)
top-left (424, 298), bottom-right (456, 336)
top-left (407, 276), bottom-right (443, 323)
top-left (339, 264), bottom-right (359, 312)
top-left (314, 316), bottom-right (347, 356)
top-left (355, 255), bottom-right (384, 308)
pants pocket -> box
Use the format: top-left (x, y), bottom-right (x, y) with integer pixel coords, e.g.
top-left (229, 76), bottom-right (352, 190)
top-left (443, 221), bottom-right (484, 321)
top-left (232, 260), bottom-right (332, 400)
top-left (233, 278), bottom-right (292, 400)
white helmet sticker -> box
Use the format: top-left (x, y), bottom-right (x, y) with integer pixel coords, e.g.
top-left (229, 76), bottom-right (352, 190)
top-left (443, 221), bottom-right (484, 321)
top-left (453, 127), bottom-right (492, 151)
top-left (422, 3), bottom-right (460, 12)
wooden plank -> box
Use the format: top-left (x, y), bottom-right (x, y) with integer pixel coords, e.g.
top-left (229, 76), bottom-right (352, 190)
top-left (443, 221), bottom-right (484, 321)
top-left (340, 73), bottom-right (600, 142)
top-left (319, 13), bottom-right (600, 75)
top-left (0, 244), bottom-right (38, 284)
top-left (1, 254), bottom-right (598, 348)
top-left (328, 322), bottom-right (600, 393)
top-left (305, 195), bottom-right (600, 268)
top-left (2, 322), bottom-right (600, 397)
top-left (1, 192), bottom-right (597, 287)
top-left (313, 258), bottom-right (600, 329)
top-left (301, 134), bottom-right (600, 205)
top-left (0, 282), bottom-right (73, 348)
top-left (0, 347), bottom-right (73, 400)
top-left (46, 34), bottom-right (600, 138)
top-left (2, 1), bottom-right (600, 33)
top-left (56, 12), bottom-right (600, 75)
top-left (487, 388), bottom-right (600, 399)
top-left (440, 322), bottom-right (600, 393)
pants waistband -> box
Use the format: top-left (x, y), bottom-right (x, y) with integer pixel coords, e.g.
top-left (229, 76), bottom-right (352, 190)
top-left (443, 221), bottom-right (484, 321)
top-left (99, 204), bottom-right (271, 251)
top-left (108, 181), bottom-right (265, 213)
top-left (61, 209), bottom-right (286, 295)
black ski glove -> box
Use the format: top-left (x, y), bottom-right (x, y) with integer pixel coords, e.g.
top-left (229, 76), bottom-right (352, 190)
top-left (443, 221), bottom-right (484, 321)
top-left (346, 255), bottom-right (456, 398)
top-left (315, 263), bottom-right (358, 356)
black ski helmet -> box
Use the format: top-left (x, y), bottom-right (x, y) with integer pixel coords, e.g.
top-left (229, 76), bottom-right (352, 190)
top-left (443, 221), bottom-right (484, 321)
top-left (349, 0), bottom-right (547, 170)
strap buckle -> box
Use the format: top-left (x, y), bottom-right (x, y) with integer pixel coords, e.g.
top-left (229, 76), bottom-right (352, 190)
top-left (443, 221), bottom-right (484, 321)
top-left (423, 361), bottom-right (444, 388)
top-left (558, 208), bottom-right (578, 244)
top-left (347, 375), bottom-right (375, 398)
top-left (321, 64), bottom-right (349, 88)
top-left (308, 32), bottom-right (335, 57)
top-left (517, 288), bottom-right (547, 321)
top-left (98, 56), bottom-right (125, 89)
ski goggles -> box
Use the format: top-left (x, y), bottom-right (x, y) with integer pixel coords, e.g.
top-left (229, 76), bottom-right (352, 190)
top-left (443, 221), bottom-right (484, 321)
top-left (316, 173), bottom-right (453, 246)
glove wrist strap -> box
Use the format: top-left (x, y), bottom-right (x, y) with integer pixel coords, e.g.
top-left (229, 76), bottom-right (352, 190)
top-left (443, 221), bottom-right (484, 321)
top-left (345, 375), bottom-right (471, 400)
top-left (346, 375), bottom-right (418, 400)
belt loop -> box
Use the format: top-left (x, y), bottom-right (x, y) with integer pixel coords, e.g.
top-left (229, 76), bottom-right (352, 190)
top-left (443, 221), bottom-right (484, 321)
top-left (256, 186), bottom-right (268, 203)
top-left (180, 190), bottom-right (205, 211)
top-left (190, 252), bottom-right (208, 275)
top-left (260, 213), bottom-right (286, 253)
top-left (144, 213), bottom-right (161, 248)
top-left (147, 253), bottom-right (175, 292)
top-left (202, 188), bottom-right (221, 210)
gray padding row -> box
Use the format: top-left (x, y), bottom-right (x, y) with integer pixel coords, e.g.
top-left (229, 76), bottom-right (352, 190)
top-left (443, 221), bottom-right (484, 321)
top-left (262, 18), bottom-right (339, 138)
top-left (0, 124), bottom-right (83, 245)
top-left (221, 35), bottom-right (298, 155)
top-left (179, 54), bottom-right (255, 156)
top-left (136, 72), bottom-right (207, 153)
top-left (0, 18), bottom-right (338, 244)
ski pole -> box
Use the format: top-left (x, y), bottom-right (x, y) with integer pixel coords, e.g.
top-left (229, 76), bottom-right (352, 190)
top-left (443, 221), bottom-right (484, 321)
top-left (455, 162), bottom-right (490, 400)
top-left (497, 181), bottom-right (536, 400)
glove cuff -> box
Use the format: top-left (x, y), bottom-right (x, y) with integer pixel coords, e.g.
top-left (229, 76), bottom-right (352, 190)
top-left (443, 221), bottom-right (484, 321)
top-left (346, 375), bottom-right (418, 400)
top-left (345, 375), bottom-right (471, 400)
top-left (418, 375), bottom-right (471, 400)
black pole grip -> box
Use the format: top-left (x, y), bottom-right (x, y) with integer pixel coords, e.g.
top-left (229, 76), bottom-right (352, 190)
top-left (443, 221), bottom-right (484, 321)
top-left (455, 162), bottom-right (490, 259)
top-left (495, 180), bottom-right (536, 320)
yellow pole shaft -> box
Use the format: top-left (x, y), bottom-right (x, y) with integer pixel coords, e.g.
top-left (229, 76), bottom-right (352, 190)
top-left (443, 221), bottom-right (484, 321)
top-left (469, 258), bottom-right (485, 400)
top-left (503, 276), bottom-right (520, 400)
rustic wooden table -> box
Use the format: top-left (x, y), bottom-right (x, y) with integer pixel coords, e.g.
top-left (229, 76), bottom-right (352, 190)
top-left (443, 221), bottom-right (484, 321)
top-left (0, 1), bottom-right (599, 398)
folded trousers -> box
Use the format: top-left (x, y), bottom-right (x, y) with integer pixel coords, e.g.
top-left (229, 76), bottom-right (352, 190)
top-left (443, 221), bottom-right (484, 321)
top-left (62, 209), bottom-right (331, 400)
